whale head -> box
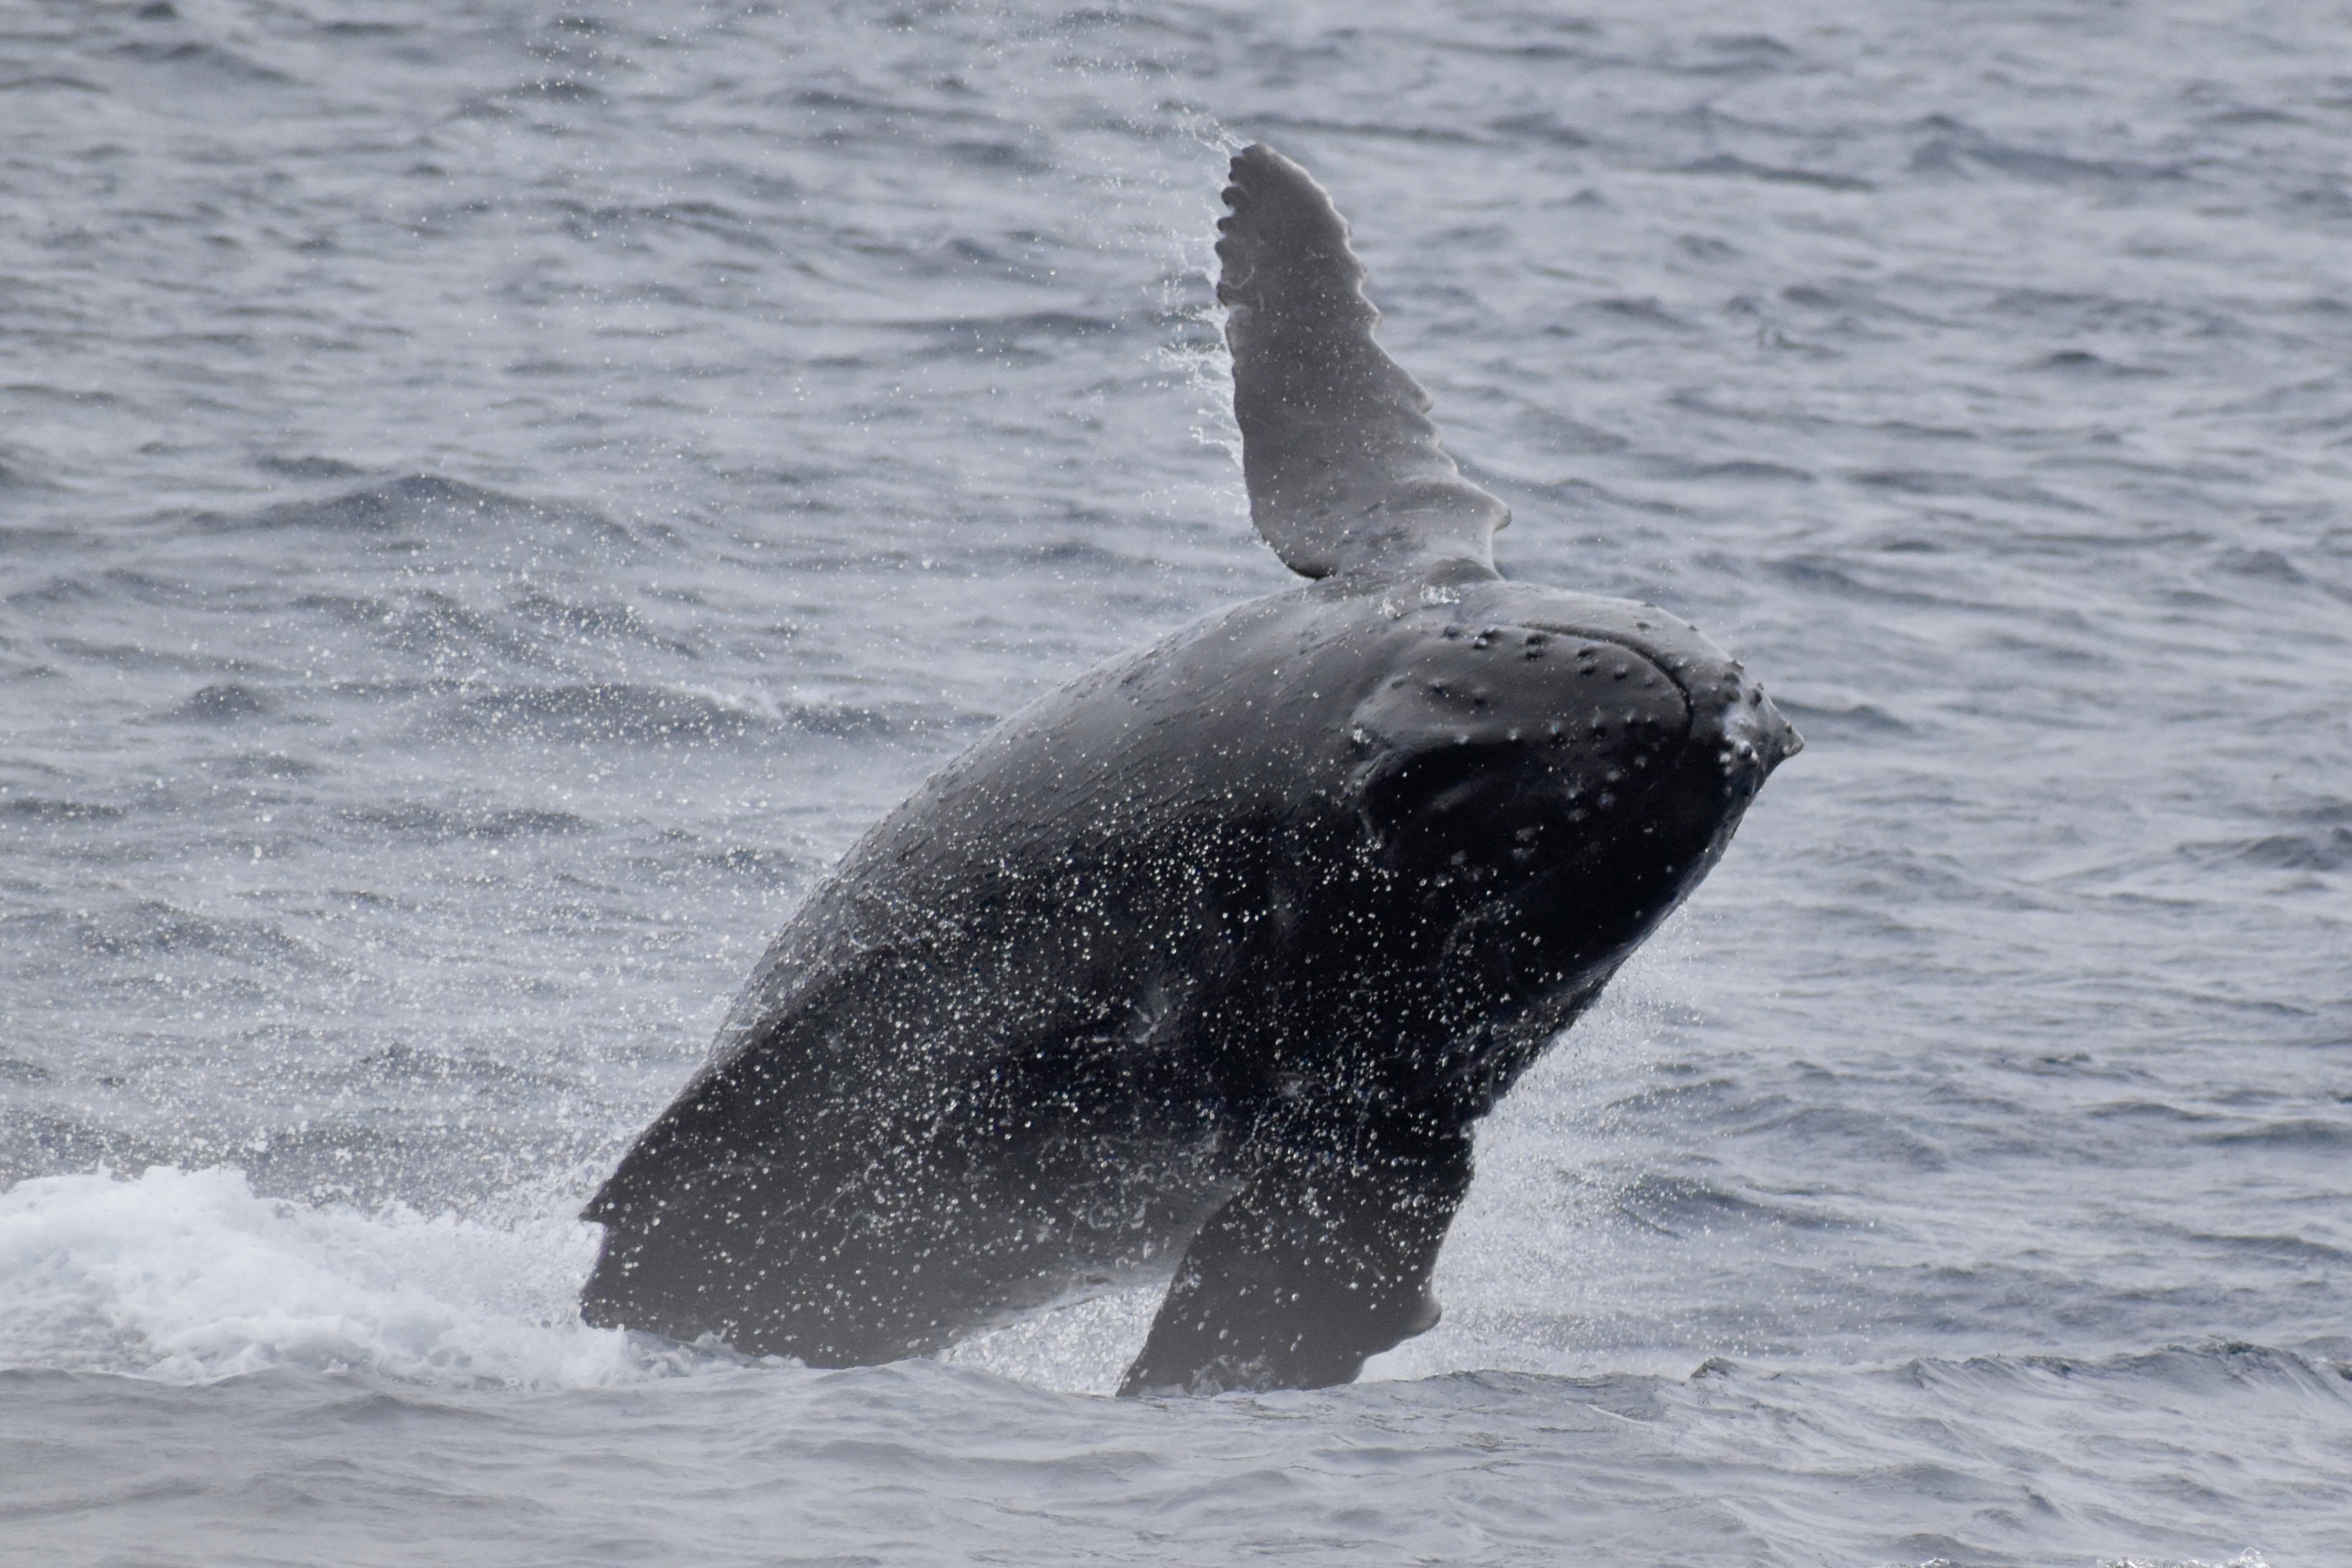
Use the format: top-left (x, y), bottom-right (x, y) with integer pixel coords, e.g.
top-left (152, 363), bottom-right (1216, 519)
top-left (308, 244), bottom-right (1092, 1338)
top-left (1340, 593), bottom-right (1798, 1057)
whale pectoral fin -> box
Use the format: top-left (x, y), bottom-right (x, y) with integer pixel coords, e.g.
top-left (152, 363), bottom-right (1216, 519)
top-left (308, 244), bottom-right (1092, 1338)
top-left (1217, 144), bottom-right (1509, 581)
top-left (1116, 1122), bottom-right (1472, 1395)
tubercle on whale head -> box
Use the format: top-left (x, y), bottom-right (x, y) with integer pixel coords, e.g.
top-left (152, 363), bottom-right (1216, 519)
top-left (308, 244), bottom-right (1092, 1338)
top-left (1344, 621), bottom-right (1691, 888)
top-left (1336, 570), bottom-right (1801, 780)
top-left (1484, 589), bottom-right (1802, 801)
top-left (1331, 600), bottom-right (1796, 1028)
top-left (1627, 622), bottom-right (1802, 791)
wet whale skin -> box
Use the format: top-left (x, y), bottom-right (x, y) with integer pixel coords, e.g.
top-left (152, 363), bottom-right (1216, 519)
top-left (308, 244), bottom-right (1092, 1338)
top-left (581, 146), bottom-right (1799, 1395)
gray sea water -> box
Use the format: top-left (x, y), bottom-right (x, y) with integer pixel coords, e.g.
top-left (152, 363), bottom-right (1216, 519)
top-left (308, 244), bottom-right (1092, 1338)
top-left (2, 1), bottom-right (2348, 1563)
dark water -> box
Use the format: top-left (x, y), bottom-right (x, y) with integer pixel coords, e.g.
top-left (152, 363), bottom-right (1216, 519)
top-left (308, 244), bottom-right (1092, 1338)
top-left (2, 1), bottom-right (2348, 1563)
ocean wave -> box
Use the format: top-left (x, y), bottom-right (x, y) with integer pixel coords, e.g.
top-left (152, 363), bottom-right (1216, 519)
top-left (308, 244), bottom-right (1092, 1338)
top-left (553, 198), bottom-right (770, 250)
top-left (212, 750), bottom-right (330, 780)
top-left (62, 899), bottom-right (332, 971)
top-left (108, 37), bottom-right (296, 86)
top-left (2202, 1118), bottom-right (2352, 1151)
top-left (3, 573), bottom-right (105, 607)
top-left (2032, 348), bottom-right (2168, 378)
top-left (1878, 1341), bottom-right (2351, 1402)
top-left (1767, 552), bottom-right (1954, 603)
top-left (1565, 296), bottom-right (1702, 334)
top-left (1773, 697), bottom-right (1912, 737)
top-left (1848, 467), bottom-right (2097, 514)
top-left (1647, 456), bottom-right (1817, 485)
top-left (1238, 112), bottom-right (1488, 146)
top-left (292, 590), bottom-right (545, 666)
top-left (507, 593), bottom-right (704, 656)
top-left (418, 681), bottom-right (925, 744)
top-left (2233, 826), bottom-right (2352, 872)
top-left (1671, 153), bottom-right (1871, 192)
top-left (1910, 127), bottom-right (2189, 186)
top-left (193, 476), bottom-right (631, 547)
top-left (0, 70), bottom-right (103, 94)
top-left (1486, 110), bottom-right (1591, 146)
top-left (0, 795), bottom-right (128, 822)
top-left (153, 682), bottom-right (277, 723)
top-left (1610, 1172), bottom-right (1870, 1236)
top-left (426, 682), bottom-right (777, 745)
top-left (332, 803), bottom-right (598, 843)
top-left (0, 1166), bottom-right (732, 1389)
top-left (905, 310), bottom-right (1129, 358)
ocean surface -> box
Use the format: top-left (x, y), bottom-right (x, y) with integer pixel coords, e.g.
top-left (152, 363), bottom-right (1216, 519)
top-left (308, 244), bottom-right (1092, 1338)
top-left (2, 0), bottom-right (2348, 1562)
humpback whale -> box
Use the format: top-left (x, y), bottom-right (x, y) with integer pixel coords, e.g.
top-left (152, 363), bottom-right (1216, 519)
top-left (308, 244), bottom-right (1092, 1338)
top-left (580, 145), bottom-right (1800, 1394)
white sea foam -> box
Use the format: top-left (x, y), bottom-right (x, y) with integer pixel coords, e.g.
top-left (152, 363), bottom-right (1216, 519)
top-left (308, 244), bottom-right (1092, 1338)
top-left (942, 1286), bottom-right (1164, 1394)
top-left (0, 1165), bottom-right (729, 1388)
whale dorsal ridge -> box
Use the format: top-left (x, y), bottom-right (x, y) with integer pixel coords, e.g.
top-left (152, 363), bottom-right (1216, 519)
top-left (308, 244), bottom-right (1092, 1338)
top-left (1217, 144), bottom-right (1509, 581)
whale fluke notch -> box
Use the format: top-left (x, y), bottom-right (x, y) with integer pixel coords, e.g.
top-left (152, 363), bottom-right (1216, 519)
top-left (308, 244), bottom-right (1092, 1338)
top-left (1217, 143), bottom-right (1509, 580)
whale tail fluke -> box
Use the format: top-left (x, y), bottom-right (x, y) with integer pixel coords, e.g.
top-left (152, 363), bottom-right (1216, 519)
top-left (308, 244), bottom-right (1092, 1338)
top-left (1217, 144), bottom-right (1509, 581)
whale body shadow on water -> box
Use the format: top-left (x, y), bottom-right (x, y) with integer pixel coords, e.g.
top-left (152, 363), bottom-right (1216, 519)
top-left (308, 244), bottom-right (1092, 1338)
top-left (580, 145), bottom-right (1800, 1395)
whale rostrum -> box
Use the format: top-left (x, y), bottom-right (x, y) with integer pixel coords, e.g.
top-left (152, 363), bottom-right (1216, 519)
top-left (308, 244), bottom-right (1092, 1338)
top-left (580, 144), bottom-right (1800, 1395)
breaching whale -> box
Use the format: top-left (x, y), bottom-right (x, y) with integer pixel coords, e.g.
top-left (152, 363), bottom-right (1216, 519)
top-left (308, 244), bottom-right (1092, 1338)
top-left (580, 145), bottom-right (1800, 1394)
